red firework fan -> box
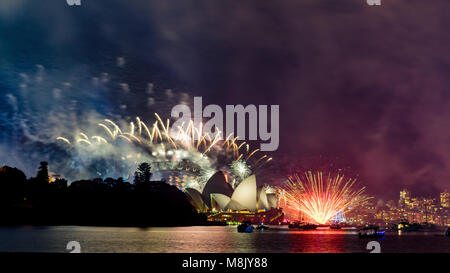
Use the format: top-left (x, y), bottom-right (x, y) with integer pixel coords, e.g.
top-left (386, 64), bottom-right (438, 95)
top-left (280, 171), bottom-right (371, 224)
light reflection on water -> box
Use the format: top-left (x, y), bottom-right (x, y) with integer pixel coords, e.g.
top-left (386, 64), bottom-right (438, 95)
top-left (0, 226), bottom-right (448, 253)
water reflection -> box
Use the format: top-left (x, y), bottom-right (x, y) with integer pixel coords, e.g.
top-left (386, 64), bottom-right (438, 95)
top-left (0, 226), bottom-right (448, 253)
top-left (288, 228), bottom-right (347, 253)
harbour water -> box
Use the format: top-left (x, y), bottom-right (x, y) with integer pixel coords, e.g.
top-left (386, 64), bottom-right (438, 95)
top-left (0, 226), bottom-right (449, 253)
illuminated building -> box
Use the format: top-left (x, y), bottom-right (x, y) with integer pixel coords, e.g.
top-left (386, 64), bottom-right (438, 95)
top-left (399, 189), bottom-right (411, 209)
top-left (330, 211), bottom-right (346, 223)
top-left (184, 171), bottom-right (284, 224)
top-left (386, 200), bottom-right (396, 209)
top-left (345, 199), bottom-right (377, 225)
top-left (185, 172), bottom-right (278, 212)
top-left (372, 190), bottom-right (450, 227)
top-left (441, 190), bottom-right (450, 208)
top-left (207, 208), bottom-right (284, 225)
top-left (410, 197), bottom-right (419, 209)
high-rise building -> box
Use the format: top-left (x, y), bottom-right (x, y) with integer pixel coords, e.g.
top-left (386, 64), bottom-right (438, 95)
top-left (399, 189), bottom-right (411, 209)
top-left (441, 190), bottom-right (450, 208)
top-left (386, 200), bottom-right (396, 209)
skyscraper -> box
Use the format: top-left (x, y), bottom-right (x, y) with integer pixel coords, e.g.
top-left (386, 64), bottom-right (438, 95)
top-left (399, 189), bottom-right (411, 209)
top-left (440, 190), bottom-right (449, 208)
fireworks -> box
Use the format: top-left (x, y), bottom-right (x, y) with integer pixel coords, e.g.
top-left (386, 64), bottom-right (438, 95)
top-left (281, 171), bottom-right (371, 224)
top-left (3, 62), bottom-right (274, 188)
top-left (230, 159), bottom-right (251, 180)
top-left (5, 59), bottom-right (275, 188)
top-left (56, 113), bottom-right (272, 190)
top-left (56, 137), bottom-right (71, 145)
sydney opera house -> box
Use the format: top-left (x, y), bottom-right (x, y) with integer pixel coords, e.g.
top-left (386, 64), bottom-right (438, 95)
top-left (185, 172), bottom-right (284, 224)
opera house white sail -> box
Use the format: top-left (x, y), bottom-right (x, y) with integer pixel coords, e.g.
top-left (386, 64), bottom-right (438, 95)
top-left (185, 188), bottom-right (208, 212)
top-left (210, 193), bottom-right (231, 210)
top-left (228, 175), bottom-right (257, 211)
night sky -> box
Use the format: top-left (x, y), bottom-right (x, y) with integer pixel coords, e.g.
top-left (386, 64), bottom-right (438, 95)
top-left (0, 0), bottom-right (449, 201)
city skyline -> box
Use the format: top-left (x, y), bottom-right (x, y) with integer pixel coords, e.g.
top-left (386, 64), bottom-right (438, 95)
top-left (344, 188), bottom-right (450, 227)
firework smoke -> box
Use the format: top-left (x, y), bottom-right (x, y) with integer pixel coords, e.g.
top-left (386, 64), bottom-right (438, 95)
top-left (0, 61), bottom-right (194, 179)
top-left (230, 159), bottom-right (251, 181)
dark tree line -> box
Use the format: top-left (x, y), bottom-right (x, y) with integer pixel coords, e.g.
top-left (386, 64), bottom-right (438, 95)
top-left (0, 162), bottom-right (205, 227)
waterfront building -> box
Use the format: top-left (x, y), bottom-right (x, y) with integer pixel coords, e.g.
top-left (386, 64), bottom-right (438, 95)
top-left (399, 189), bottom-right (411, 209)
top-left (372, 189), bottom-right (450, 227)
top-left (185, 172), bottom-right (278, 212)
top-left (441, 190), bottom-right (450, 208)
top-left (184, 171), bottom-right (284, 224)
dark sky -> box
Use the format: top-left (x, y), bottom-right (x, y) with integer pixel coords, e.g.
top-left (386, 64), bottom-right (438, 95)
top-left (0, 0), bottom-right (449, 200)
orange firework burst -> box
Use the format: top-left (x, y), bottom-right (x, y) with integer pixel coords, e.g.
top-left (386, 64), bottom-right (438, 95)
top-left (281, 171), bottom-right (371, 224)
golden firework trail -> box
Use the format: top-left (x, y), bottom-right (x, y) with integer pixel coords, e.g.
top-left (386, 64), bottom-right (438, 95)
top-left (104, 119), bottom-right (122, 135)
top-left (56, 137), bottom-right (71, 145)
top-left (253, 155), bottom-right (267, 166)
top-left (281, 171), bottom-right (371, 225)
top-left (118, 135), bottom-right (132, 143)
top-left (98, 123), bottom-right (115, 139)
top-left (136, 117), bottom-right (142, 136)
top-left (237, 142), bottom-right (246, 150)
top-left (139, 120), bottom-right (152, 141)
top-left (79, 133), bottom-right (89, 140)
top-left (77, 139), bottom-right (91, 145)
top-left (92, 136), bottom-right (108, 144)
top-left (130, 122), bottom-right (135, 136)
top-left (246, 148), bottom-right (259, 161)
top-left (203, 131), bottom-right (221, 155)
top-left (123, 133), bottom-right (142, 144)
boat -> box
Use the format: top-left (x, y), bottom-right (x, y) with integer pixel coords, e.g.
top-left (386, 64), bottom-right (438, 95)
top-left (359, 226), bottom-right (385, 239)
top-left (237, 221), bottom-right (254, 233)
top-left (299, 224), bottom-right (318, 230)
top-left (288, 221), bottom-right (300, 229)
top-left (288, 222), bottom-right (318, 230)
top-left (256, 224), bottom-right (270, 230)
top-left (330, 224), bottom-right (342, 229)
top-left (397, 221), bottom-right (428, 232)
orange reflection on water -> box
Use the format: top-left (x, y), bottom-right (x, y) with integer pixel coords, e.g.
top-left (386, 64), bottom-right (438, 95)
top-left (288, 228), bottom-right (348, 253)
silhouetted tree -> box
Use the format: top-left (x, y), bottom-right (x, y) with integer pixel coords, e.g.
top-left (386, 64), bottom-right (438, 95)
top-left (134, 163), bottom-right (152, 185)
top-left (52, 178), bottom-right (68, 190)
top-left (0, 163), bottom-right (202, 227)
top-left (36, 161), bottom-right (49, 185)
top-left (26, 161), bottom-right (52, 207)
top-left (0, 166), bottom-right (27, 206)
